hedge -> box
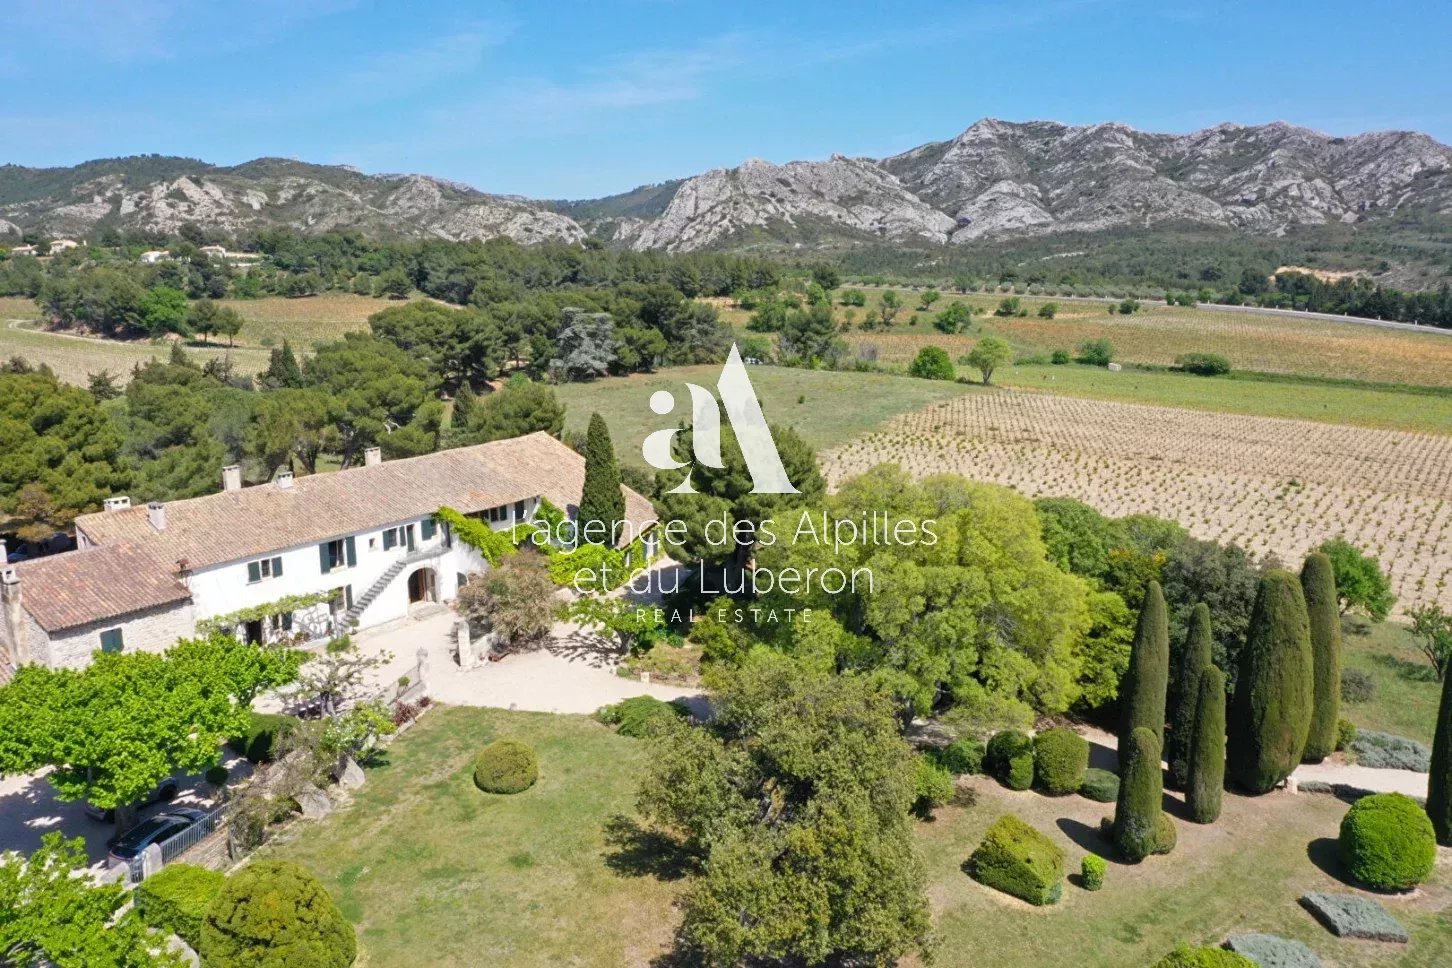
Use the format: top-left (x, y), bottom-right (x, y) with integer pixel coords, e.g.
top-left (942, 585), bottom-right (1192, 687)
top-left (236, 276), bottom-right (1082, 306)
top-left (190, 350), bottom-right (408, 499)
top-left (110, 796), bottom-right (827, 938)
top-left (1079, 768), bottom-right (1119, 803)
top-left (229, 711), bottom-right (298, 764)
top-left (985, 730), bottom-right (1034, 790)
top-left (1033, 728), bottom-right (1088, 796)
top-left (200, 861), bottom-right (356, 968)
top-left (1151, 945), bottom-right (1256, 968)
top-left (596, 696), bottom-right (685, 738)
top-left (1339, 792), bottom-right (1436, 890)
top-left (1081, 854), bottom-right (1105, 891)
top-left (967, 814), bottom-right (1065, 906)
top-left (135, 863), bottom-right (224, 950)
top-left (1300, 892), bottom-right (1409, 942)
top-left (939, 736), bottom-right (985, 775)
top-left (472, 739), bottom-right (539, 794)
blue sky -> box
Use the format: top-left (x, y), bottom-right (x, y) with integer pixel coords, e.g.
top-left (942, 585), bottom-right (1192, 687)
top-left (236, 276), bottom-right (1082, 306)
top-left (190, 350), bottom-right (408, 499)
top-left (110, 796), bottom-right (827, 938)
top-left (3, 0), bottom-right (1450, 199)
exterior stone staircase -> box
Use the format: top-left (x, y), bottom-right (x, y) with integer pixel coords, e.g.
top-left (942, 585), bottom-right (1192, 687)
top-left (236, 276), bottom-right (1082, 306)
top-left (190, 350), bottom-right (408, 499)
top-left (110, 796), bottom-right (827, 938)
top-left (340, 546), bottom-right (442, 629)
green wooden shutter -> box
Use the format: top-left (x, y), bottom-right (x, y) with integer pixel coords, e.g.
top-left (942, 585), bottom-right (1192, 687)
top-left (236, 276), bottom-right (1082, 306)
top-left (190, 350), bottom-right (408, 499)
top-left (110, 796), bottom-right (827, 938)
top-left (320, 543), bottom-right (332, 574)
top-left (273, 557), bottom-right (283, 578)
top-left (383, 529), bottom-right (395, 550)
top-left (345, 536), bottom-right (357, 567)
top-left (100, 628), bottom-right (124, 653)
top-left (247, 561), bottom-right (261, 583)
top-left (421, 518), bottom-right (436, 541)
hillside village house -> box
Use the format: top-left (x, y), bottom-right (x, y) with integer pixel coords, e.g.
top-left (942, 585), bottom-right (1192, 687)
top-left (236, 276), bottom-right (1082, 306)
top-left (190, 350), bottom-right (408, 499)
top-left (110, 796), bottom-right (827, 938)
top-left (48, 239), bottom-right (80, 254)
top-left (139, 249), bottom-right (171, 264)
top-left (0, 433), bottom-right (657, 675)
top-left (7, 245), bottom-right (39, 257)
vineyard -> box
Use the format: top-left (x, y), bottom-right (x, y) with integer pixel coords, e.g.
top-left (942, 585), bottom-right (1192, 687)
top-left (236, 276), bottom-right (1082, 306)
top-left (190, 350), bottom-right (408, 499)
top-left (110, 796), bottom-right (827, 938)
top-left (822, 390), bottom-right (1452, 612)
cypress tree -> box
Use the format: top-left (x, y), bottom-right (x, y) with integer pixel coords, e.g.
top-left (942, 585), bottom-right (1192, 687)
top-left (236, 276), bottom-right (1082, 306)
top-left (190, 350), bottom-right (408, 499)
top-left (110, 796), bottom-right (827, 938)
top-left (1300, 551), bottom-right (1341, 762)
top-left (1167, 602), bottom-right (1213, 789)
top-left (452, 384), bottom-right (478, 430)
top-left (1430, 665), bottom-right (1452, 846)
top-left (1228, 570), bottom-right (1314, 793)
top-left (1119, 580), bottom-right (1170, 767)
top-left (1114, 726), bottom-right (1165, 862)
top-left (262, 340), bottom-right (303, 389)
top-left (577, 412), bottom-right (625, 546)
top-left (1187, 665), bottom-right (1226, 824)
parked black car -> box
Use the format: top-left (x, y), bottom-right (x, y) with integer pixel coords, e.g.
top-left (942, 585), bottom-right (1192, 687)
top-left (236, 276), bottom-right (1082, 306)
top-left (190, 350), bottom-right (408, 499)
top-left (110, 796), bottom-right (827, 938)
top-left (106, 807), bottom-right (208, 866)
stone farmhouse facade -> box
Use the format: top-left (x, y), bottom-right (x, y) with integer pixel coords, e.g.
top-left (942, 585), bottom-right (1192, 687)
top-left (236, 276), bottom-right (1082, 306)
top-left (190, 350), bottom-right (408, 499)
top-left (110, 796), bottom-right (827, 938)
top-left (0, 433), bottom-right (657, 673)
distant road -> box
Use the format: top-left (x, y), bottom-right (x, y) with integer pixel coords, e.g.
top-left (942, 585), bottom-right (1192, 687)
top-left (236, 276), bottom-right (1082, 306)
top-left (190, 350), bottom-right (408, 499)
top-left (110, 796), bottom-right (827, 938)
top-left (857, 284), bottom-right (1452, 337)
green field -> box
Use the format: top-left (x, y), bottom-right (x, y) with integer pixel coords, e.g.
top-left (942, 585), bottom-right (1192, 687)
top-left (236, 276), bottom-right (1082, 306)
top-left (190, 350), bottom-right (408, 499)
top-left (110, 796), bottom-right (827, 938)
top-left (268, 705), bottom-right (1452, 968)
top-left (1342, 620), bottom-right (1444, 745)
top-left (555, 365), bottom-right (974, 467)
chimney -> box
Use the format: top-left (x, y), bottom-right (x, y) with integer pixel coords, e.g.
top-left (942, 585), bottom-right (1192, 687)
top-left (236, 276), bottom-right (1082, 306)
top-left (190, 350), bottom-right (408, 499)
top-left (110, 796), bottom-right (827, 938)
top-left (147, 501), bottom-right (167, 531)
top-left (0, 565), bottom-right (26, 666)
top-left (103, 496), bottom-right (132, 512)
top-left (275, 469), bottom-right (294, 490)
top-left (364, 447), bottom-right (382, 467)
top-left (222, 464), bottom-right (242, 492)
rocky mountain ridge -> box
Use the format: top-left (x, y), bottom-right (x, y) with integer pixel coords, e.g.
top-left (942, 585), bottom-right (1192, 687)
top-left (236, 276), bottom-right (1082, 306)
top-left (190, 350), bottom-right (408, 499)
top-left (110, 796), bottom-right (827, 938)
top-left (3, 120), bottom-right (1449, 252)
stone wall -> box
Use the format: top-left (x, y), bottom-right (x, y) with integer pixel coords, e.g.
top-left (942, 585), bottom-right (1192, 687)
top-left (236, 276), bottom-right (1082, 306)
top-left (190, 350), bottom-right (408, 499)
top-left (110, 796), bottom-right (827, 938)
top-left (37, 601), bottom-right (198, 669)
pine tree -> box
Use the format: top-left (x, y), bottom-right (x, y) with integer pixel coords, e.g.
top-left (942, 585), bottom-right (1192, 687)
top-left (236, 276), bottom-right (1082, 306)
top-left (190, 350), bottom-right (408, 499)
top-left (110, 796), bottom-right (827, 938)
top-left (1114, 726), bottom-right (1167, 862)
top-left (577, 412), bottom-right (625, 547)
top-left (1430, 664), bottom-right (1452, 846)
top-left (1300, 551), bottom-right (1341, 762)
top-left (1187, 665), bottom-right (1226, 823)
top-left (1168, 602), bottom-right (1213, 789)
top-left (1228, 570), bottom-right (1314, 793)
top-left (452, 384), bottom-right (478, 430)
top-left (1119, 580), bottom-right (1170, 767)
top-left (262, 340), bottom-right (303, 389)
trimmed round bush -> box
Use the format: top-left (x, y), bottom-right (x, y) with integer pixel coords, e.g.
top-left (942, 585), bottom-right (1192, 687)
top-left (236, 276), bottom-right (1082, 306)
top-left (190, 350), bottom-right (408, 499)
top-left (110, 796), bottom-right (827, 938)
top-left (1081, 854), bottom-right (1105, 891)
top-left (472, 739), bottom-right (539, 794)
top-left (1079, 768), bottom-right (1119, 802)
top-left (939, 736), bottom-right (985, 775)
top-left (1151, 945), bottom-right (1256, 968)
top-left (1033, 728), bottom-right (1089, 796)
top-left (1336, 719), bottom-right (1357, 752)
top-left (135, 863), bottom-right (224, 950)
top-left (596, 695), bottom-right (685, 738)
top-left (985, 730), bottom-right (1034, 790)
top-left (200, 861), bottom-right (355, 968)
top-left (968, 814), bottom-right (1065, 906)
top-left (1339, 793), bottom-right (1436, 890)
top-left (1341, 669), bottom-right (1375, 704)
top-left (909, 345), bottom-right (956, 381)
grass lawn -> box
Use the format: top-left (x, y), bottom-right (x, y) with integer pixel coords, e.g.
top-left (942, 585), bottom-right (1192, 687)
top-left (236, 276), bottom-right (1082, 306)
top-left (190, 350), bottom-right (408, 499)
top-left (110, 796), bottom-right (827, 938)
top-left (555, 365), bottom-right (974, 468)
top-left (264, 705), bottom-right (1452, 968)
top-left (1342, 619), bottom-right (1443, 745)
top-left (262, 706), bottom-right (682, 968)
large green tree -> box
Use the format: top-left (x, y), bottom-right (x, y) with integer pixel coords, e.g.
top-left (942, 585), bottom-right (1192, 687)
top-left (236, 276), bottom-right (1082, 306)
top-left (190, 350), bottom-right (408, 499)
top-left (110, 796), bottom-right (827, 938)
top-left (577, 413), bottom-right (626, 546)
top-left (1317, 537), bottom-right (1394, 621)
top-left (1167, 602), bottom-right (1213, 789)
top-left (636, 653), bottom-right (931, 966)
top-left (1227, 570), bottom-right (1314, 793)
top-left (303, 333), bottom-right (438, 466)
top-left (456, 375), bottom-right (565, 444)
top-left (1119, 581), bottom-right (1169, 765)
top-left (1300, 551), bottom-right (1342, 762)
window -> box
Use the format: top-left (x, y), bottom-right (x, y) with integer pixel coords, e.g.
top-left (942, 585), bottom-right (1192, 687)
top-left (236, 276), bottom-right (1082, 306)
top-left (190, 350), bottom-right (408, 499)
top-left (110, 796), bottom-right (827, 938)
top-left (320, 537), bottom-right (356, 574)
top-left (246, 556), bottom-right (283, 584)
top-left (514, 499), bottom-right (526, 519)
top-left (421, 518), bottom-right (436, 541)
top-left (485, 505), bottom-right (509, 524)
top-left (99, 628), bottom-right (124, 653)
top-left (383, 525), bottom-right (417, 551)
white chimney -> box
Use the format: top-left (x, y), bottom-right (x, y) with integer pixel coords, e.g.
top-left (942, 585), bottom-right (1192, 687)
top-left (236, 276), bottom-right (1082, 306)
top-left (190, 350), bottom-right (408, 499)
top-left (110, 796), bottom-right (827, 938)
top-left (147, 502), bottom-right (167, 531)
top-left (222, 464), bottom-right (243, 492)
top-left (275, 469), bottom-right (294, 490)
top-left (364, 447), bottom-right (382, 467)
top-left (103, 496), bottom-right (132, 512)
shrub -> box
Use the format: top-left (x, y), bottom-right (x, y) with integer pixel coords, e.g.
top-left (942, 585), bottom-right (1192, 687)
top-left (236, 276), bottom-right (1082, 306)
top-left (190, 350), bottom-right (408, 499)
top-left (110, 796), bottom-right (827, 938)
top-left (1174, 352), bottom-right (1232, 376)
top-left (1079, 768), bottom-right (1119, 802)
top-left (135, 863), bottom-right (224, 949)
top-left (967, 814), bottom-right (1065, 905)
top-left (1340, 668), bottom-right (1374, 704)
top-left (200, 861), bottom-right (356, 968)
top-left (1033, 728), bottom-right (1088, 796)
top-left (596, 695), bottom-right (686, 738)
top-left (1350, 730), bottom-right (1430, 772)
top-left (1050, 349), bottom-right (1071, 365)
top-left (1338, 792), bottom-right (1436, 890)
top-left (1114, 727), bottom-right (1172, 861)
top-left (205, 765), bottom-right (230, 788)
top-left (1225, 933), bottom-right (1325, 968)
top-left (1228, 570), bottom-right (1314, 793)
top-left (939, 736), bottom-right (985, 775)
top-left (1336, 719), bottom-right (1357, 752)
top-left (1301, 552), bottom-right (1341, 763)
top-left (1151, 945), bottom-right (1256, 968)
top-left (229, 712), bottom-right (298, 764)
top-left (1077, 338), bottom-right (1115, 366)
top-left (472, 739), bottom-right (539, 794)
top-left (1300, 891), bottom-right (1409, 942)
top-left (1081, 854), bottom-right (1105, 891)
top-left (914, 756), bottom-right (956, 814)
top-left (1186, 666), bottom-right (1226, 824)
top-left (985, 730), bottom-right (1034, 790)
top-left (908, 345), bottom-right (956, 381)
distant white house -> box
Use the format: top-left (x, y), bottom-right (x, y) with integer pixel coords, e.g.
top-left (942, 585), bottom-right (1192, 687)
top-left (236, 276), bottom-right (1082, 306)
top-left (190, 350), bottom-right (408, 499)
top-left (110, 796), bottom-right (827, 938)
top-left (139, 250), bottom-right (171, 264)
top-left (199, 244), bottom-right (227, 258)
top-left (7, 244), bottom-right (38, 257)
top-left (48, 239), bottom-right (80, 254)
top-left (0, 433), bottom-right (658, 673)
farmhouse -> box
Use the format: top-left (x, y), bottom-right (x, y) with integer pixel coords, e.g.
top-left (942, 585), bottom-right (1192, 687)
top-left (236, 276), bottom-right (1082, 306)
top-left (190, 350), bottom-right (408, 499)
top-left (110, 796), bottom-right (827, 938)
top-left (48, 239), bottom-right (80, 253)
top-left (0, 432), bottom-right (657, 673)
top-left (7, 244), bottom-right (39, 257)
top-left (139, 249), bottom-right (171, 264)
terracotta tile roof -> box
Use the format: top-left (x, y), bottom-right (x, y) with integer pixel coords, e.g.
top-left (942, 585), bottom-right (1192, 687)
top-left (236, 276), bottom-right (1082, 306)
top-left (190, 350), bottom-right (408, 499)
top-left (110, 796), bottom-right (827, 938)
top-left (74, 433), bottom-right (656, 572)
top-left (12, 544), bottom-right (191, 632)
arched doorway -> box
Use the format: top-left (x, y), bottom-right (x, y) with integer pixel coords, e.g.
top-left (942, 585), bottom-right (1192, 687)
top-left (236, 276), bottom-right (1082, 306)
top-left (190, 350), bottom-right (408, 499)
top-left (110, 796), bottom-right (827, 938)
top-left (407, 568), bottom-right (437, 604)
